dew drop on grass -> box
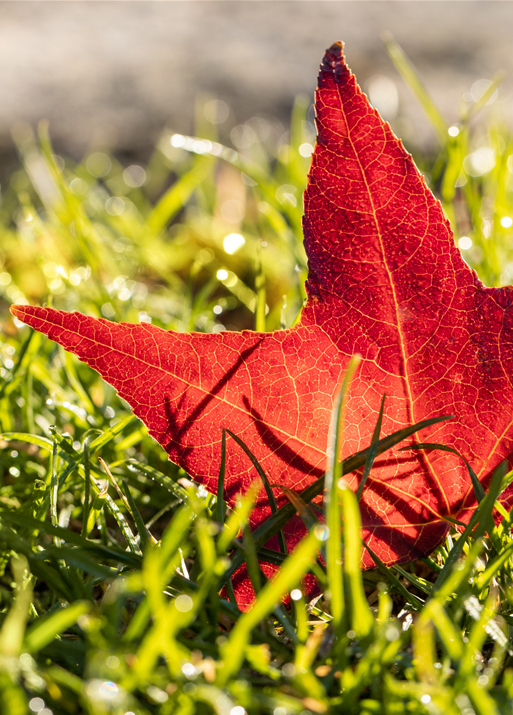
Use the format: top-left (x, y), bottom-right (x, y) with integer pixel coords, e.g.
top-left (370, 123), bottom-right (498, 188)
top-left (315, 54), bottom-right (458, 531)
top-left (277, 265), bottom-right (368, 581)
top-left (299, 143), bottom-right (314, 157)
top-left (175, 594), bottom-right (193, 612)
top-left (28, 697), bottom-right (45, 713)
top-left (204, 99), bottom-right (229, 125)
top-left (123, 165), bottom-right (146, 188)
top-left (223, 233), bottom-right (245, 254)
top-left (182, 663), bottom-right (195, 677)
top-left (314, 524), bottom-right (329, 541)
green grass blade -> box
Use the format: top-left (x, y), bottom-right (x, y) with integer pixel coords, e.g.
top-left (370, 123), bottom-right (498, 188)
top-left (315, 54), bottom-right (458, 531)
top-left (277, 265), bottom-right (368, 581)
top-left (383, 33), bottom-right (447, 145)
top-left (148, 157), bottom-right (212, 234)
top-left (242, 524), bottom-right (263, 595)
top-left (0, 432), bottom-right (53, 451)
top-left (0, 329), bottom-right (33, 400)
top-left (475, 542), bottom-right (513, 592)
top-left (465, 71), bottom-right (506, 120)
top-left (339, 479), bottom-right (374, 639)
top-left (226, 428), bottom-right (287, 555)
top-left (0, 556), bottom-right (32, 658)
top-left (126, 459), bottom-right (189, 502)
top-left (363, 541), bottom-right (424, 610)
top-left (325, 355), bottom-right (361, 635)
top-left (0, 510), bottom-right (141, 567)
top-left (25, 602), bottom-right (90, 653)
top-left (49, 436), bottom-right (60, 547)
top-left (81, 440), bottom-right (92, 538)
top-left (87, 414), bottom-right (138, 454)
top-left (215, 428), bottom-right (227, 524)
top-left (356, 393), bottom-right (385, 501)
top-left (254, 243), bottom-right (266, 332)
top-left (402, 442), bottom-right (485, 502)
top-left (121, 477), bottom-right (152, 551)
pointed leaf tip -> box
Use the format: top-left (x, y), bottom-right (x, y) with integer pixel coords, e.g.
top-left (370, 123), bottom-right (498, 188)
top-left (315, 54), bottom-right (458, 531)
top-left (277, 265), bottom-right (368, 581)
top-left (9, 304), bottom-right (42, 325)
top-left (328, 40), bottom-right (344, 54)
top-left (321, 41), bottom-right (346, 72)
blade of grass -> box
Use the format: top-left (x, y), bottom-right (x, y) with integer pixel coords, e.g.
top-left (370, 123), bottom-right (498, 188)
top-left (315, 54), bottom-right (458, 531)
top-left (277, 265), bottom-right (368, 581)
top-left (226, 428), bottom-right (287, 555)
top-left (325, 355), bottom-right (361, 637)
top-left (383, 33), bottom-right (447, 145)
top-left (0, 329), bottom-right (34, 400)
top-left (24, 601), bottom-right (90, 653)
top-left (356, 393), bottom-right (385, 501)
top-left (126, 459), bottom-right (189, 502)
top-left (363, 541), bottom-right (424, 610)
top-left (339, 479), bottom-right (374, 640)
top-left (148, 156), bottom-right (212, 234)
top-left (215, 428), bottom-right (227, 525)
top-left (402, 442), bottom-right (485, 503)
top-left (254, 242), bottom-right (266, 332)
top-left (81, 439), bottom-right (92, 538)
top-left (49, 435), bottom-right (60, 548)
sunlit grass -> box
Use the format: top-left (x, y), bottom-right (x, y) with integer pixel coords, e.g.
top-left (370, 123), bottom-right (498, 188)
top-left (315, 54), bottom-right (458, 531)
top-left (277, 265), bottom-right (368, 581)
top-left (0, 39), bottom-right (513, 714)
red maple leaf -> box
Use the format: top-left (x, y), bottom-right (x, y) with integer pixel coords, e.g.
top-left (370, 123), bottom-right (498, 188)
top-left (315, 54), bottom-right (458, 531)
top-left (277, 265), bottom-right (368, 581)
top-left (11, 42), bottom-right (513, 609)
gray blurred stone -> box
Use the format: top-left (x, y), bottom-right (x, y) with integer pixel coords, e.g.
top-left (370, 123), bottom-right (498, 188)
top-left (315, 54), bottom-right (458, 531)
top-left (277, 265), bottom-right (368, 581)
top-left (0, 1), bottom-right (512, 159)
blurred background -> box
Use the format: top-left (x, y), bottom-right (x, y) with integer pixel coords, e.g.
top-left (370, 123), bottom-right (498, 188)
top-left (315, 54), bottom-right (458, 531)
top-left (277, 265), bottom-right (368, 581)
top-left (1, 0), bottom-right (513, 338)
top-left (2, 0), bottom-right (513, 166)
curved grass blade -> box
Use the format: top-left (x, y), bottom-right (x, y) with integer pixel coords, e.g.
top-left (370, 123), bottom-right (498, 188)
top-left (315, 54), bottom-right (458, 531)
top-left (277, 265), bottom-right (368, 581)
top-left (226, 428), bottom-right (287, 555)
top-left (51, 415), bottom-right (139, 490)
top-left (0, 329), bottom-right (34, 400)
top-left (401, 442), bottom-right (485, 503)
top-left (391, 564), bottom-right (432, 596)
top-left (0, 433), bottom-right (53, 452)
top-left (215, 428), bottom-right (227, 525)
top-left (465, 70), bottom-right (506, 121)
top-left (126, 459), bottom-right (189, 502)
top-left (87, 414), bottom-right (138, 454)
top-left (243, 524), bottom-right (262, 595)
top-left (49, 435), bottom-right (59, 547)
top-left (121, 477), bottom-right (154, 550)
top-left (99, 456), bottom-right (153, 550)
top-left (217, 480), bottom-right (261, 555)
top-left (277, 486), bottom-right (319, 530)
top-left (91, 476), bottom-right (141, 556)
